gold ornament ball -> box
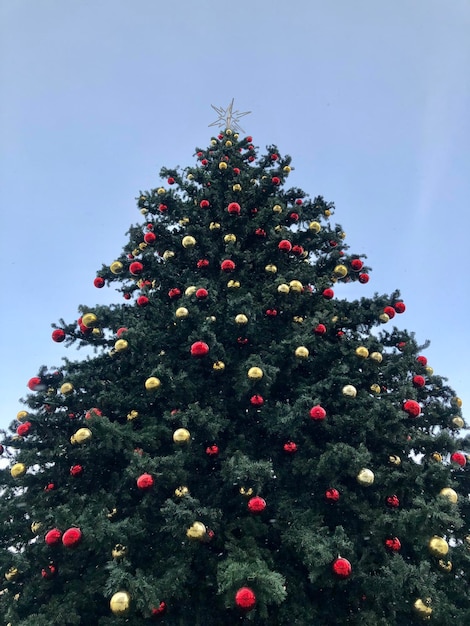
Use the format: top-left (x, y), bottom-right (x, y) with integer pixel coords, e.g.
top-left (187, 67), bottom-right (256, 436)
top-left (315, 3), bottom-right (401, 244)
top-left (439, 488), bottom-right (458, 503)
top-left (324, 209), bottom-right (331, 216)
top-left (114, 339), bottom-right (129, 352)
top-left (112, 544), bottom-right (128, 559)
top-left (379, 313), bottom-right (390, 323)
top-left (370, 352), bottom-right (383, 363)
top-left (185, 285), bottom-right (197, 296)
top-left (227, 280), bottom-right (240, 289)
top-left (140, 208), bottom-right (148, 215)
top-left (451, 416), bottom-right (465, 429)
top-left (132, 248), bottom-right (140, 256)
top-left (157, 187), bottom-right (166, 195)
top-left (248, 367), bottom-right (263, 380)
top-left (293, 316), bottom-right (304, 323)
top-left (425, 366), bottom-right (434, 375)
top-left (225, 140), bottom-right (233, 147)
top-left (110, 261), bottom-right (123, 274)
top-left (211, 139), bottom-right (217, 145)
top-left (175, 485), bottom-right (189, 497)
top-left (179, 217), bottom-right (190, 225)
top-left (240, 486), bottom-right (254, 497)
top-left (265, 264), bottom-right (277, 273)
top-left (187, 173), bottom-right (194, 180)
top-left (277, 283), bottom-right (290, 294)
top-left (356, 346), bottom-right (369, 358)
top-left (218, 162), bottom-right (227, 170)
top-left (428, 536), bottom-right (449, 557)
top-left (127, 410), bottom-right (138, 421)
top-left (342, 384), bottom-right (357, 398)
top-left (370, 384), bottom-right (381, 394)
top-left (145, 377), bottom-right (161, 391)
top-left (82, 313), bottom-right (98, 328)
top-left (438, 559), bottom-right (452, 572)
top-left (186, 521), bottom-right (206, 540)
top-left (173, 428), bottom-right (191, 444)
top-left (107, 508), bottom-right (118, 519)
top-left (209, 221), bottom-right (221, 230)
top-left (139, 242), bottom-right (148, 250)
top-left (232, 184), bottom-right (242, 192)
top-left (5, 567), bottom-right (19, 581)
top-left (309, 221), bottom-right (321, 233)
top-left (60, 382), bottom-right (74, 395)
top-left (295, 346), bottom-right (309, 359)
top-left (162, 250), bottom-right (175, 260)
top-left (388, 454), bottom-right (401, 466)
top-left (17, 410), bottom-right (29, 421)
top-left (431, 452), bottom-right (443, 463)
top-left (175, 307), bottom-right (189, 319)
top-left (92, 328), bottom-right (101, 336)
top-left (272, 204), bottom-right (283, 213)
top-left (71, 427), bottom-right (92, 445)
top-left (274, 225), bottom-right (283, 232)
top-left (356, 468), bottom-right (374, 486)
top-left (213, 361), bottom-right (225, 371)
top-left (10, 463), bottom-right (26, 478)
top-left (110, 591), bottom-right (131, 616)
top-left (413, 599), bottom-right (432, 620)
top-left (182, 235), bottom-right (196, 248)
top-left (333, 264), bottom-right (348, 278)
top-left (31, 521), bottom-right (42, 534)
top-left (289, 280), bottom-right (303, 292)
top-left (235, 314), bottom-right (248, 325)
top-left (283, 165), bottom-right (291, 173)
top-left (453, 397), bottom-right (463, 408)
top-left (224, 233), bottom-right (237, 243)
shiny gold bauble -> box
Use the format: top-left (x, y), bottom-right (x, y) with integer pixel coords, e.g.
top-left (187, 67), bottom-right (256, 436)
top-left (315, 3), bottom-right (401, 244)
top-left (356, 468), bottom-right (374, 486)
top-left (289, 280), bottom-right (303, 292)
top-left (265, 264), bottom-right (277, 273)
top-left (157, 187), bottom-right (166, 195)
top-left (70, 427), bottom-right (92, 445)
top-left (17, 410), bottom-right (29, 421)
top-left (453, 397), bottom-right (463, 408)
top-left (274, 225), bottom-right (283, 232)
top-left (283, 165), bottom-right (291, 173)
top-left (182, 235), bottom-right (196, 248)
top-left (107, 508), bottom-right (118, 519)
top-left (425, 366), bottom-right (434, 375)
top-left (356, 346), bottom-right (369, 358)
top-left (218, 162), bottom-right (228, 170)
top-left (82, 313), bottom-right (98, 328)
top-left (388, 454), bottom-right (401, 466)
top-left (132, 248), bottom-right (140, 256)
top-left (140, 208), bottom-right (148, 215)
top-left (248, 367), bottom-right (263, 380)
top-left (186, 521), bottom-right (206, 540)
top-left (309, 221), bottom-right (321, 233)
top-left (213, 361), bottom-right (225, 371)
top-left (333, 264), bottom-right (348, 278)
top-left (112, 544), bottom-right (128, 559)
top-left (225, 140), bottom-right (233, 147)
top-left (139, 242), bottom-right (147, 250)
top-left (127, 410), bottom-right (139, 421)
top-left (324, 209), bottom-right (331, 216)
top-left (209, 221), bottom-right (221, 230)
top-left (370, 352), bottom-right (383, 363)
top-left (413, 599), bottom-right (432, 620)
top-left (92, 328), bottom-right (101, 336)
top-left (211, 139), bottom-right (217, 145)
top-left (185, 285), bottom-right (197, 296)
top-left (342, 384), bottom-right (357, 398)
top-left (179, 217), bottom-right (190, 225)
top-left (379, 313), bottom-right (390, 323)
top-left (10, 463), bottom-right (26, 478)
top-left (235, 314), bottom-right (248, 325)
top-left (293, 316), bottom-right (304, 323)
top-left (162, 250), bottom-right (175, 260)
top-left (240, 486), bottom-right (254, 496)
top-left (438, 559), bottom-right (452, 572)
top-left (173, 428), bottom-right (190, 444)
top-left (110, 261), bottom-right (123, 274)
top-left (206, 315), bottom-right (216, 322)
top-left (431, 452), bottom-right (443, 462)
top-left (439, 487), bottom-right (458, 503)
top-left (175, 307), bottom-right (189, 318)
top-left (277, 283), bottom-right (290, 294)
top-left (187, 173), bottom-right (194, 180)
top-left (272, 204), bottom-right (283, 213)
top-left (451, 416), bottom-right (465, 429)
top-left (60, 382), bottom-right (74, 395)
top-left (110, 591), bottom-right (131, 616)
top-left (145, 377), bottom-right (161, 391)
top-left (370, 384), bottom-right (381, 394)
top-left (31, 521), bottom-right (42, 534)
top-left (5, 567), bottom-right (19, 581)
top-left (232, 184), bottom-right (242, 192)
top-left (175, 485), bottom-right (189, 497)
top-left (224, 233), bottom-right (237, 243)
top-left (227, 280), bottom-right (240, 289)
top-left (428, 536), bottom-right (449, 557)
top-left (114, 339), bottom-right (128, 352)
top-left (295, 346), bottom-right (309, 359)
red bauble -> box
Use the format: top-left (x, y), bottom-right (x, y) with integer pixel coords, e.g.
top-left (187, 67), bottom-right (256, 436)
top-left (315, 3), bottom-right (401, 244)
top-left (137, 296), bottom-right (149, 307)
top-left (167, 177), bottom-right (175, 184)
top-left (41, 564), bottom-right (57, 579)
top-left (292, 245), bottom-right (304, 256)
top-left (416, 355), bottom-right (428, 366)
top-left (358, 273), bottom-right (370, 284)
top-left (144, 232), bottom-right (156, 244)
top-left (45, 528), bottom-right (62, 545)
top-left (0, 444), bottom-right (4, 454)
top-left (283, 441), bottom-right (297, 453)
top-left (227, 202), bottom-right (241, 215)
top-left (221, 260), bottom-right (236, 272)
top-left (200, 199), bottom-right (210, 208)
top-left (159, 203), bottom-right (168, 212)
top-left (168, 288), bottom-right (181, 299)
top-left (412, 375), bottom-right (425, 388)
top-left (151, 602), bottom-right (167, 618)
top-left (266, 309), bottom-right (278, 317)
top-left (27, 376), bottom-right (43, 391)
top-left (116, 327), bottom-right (128, 338)
top-left (289, 212), bottom-right (299, 222)
top-left (350, 259), bottom-right (363, 271)
top-left (271, 176), bottom-right (281, 185)
top-left (325, 488), bottom-right (340, 501)
top-left (250, 394), bottom-right (264, 406)
top-left (123, 293), bottom-right (131, 300)
top-left (196, 288), bottom-right (208, 299)
top-left (383, 306), bottom-right (396, 319)
top-left (197, 259), bottom-right (209, 268)
top-left (310, 405), bottom-right (326, 421)
top-left (235, 587), bottom-right (256, 611)
top-left (17, 422), bottom-right (32, 437)
top-left (85, 407), bottom-right (102, 419)
top-left (62, 527), bottom-right (82, 548)
top-left (451, 452), bottom-right (466, 467)
top-left (44, 482), bottom-right (55, 492)
top-left (206, 445), bottom-right (219, 456)
top-left (314, 323), bottom-right (327, 335)
top-left (396, 342), bottom-right (406, 351)
top-left (271, 153), bottom-right (278, 160)
top-left (295, 198), bottom-right (303, 205)
top-left (322, 288), bottom-right (334, 299)
top-left (246, 136), bottom-right (253, 142)
top-left (385, 537), bottom-right (401, 551)
top-left (129, 261), bottom-right (144, 276)
top-left (237, 337), bottom-right (248, 345)
top-left (137, 473), bottom-right (154, 490)
top-left (386, 495), bottom-right (400, 508)
top-left (394, 301), bottom-right (406, 313)
top-left (191, 341), bottom-right (209, 357)
top-left (278, 239), bottom-right (292, 252)
top-left (201, 158), bottom-right (208, 165)
top-left (248, 155), bottom-right (255, 162)
top-left (70, 464), bottom-right (83, 476)
top-left (403, 400), bottom-right (421, 417)
top-left (255, 228), bottom-right (266, 237)
top-left (248, 496), bottom-right (266, 513)
top-left (332, 557), bottom-right (352, 578)
top-left (94, 276), bottom-right (105, 288)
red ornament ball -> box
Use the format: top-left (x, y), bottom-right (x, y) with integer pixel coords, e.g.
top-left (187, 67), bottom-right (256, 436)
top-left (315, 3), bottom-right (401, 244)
top-left (44, 482), bottom-right (55, 492)
top-left (227, 202), bottom-right (241, 215)
top-left (255, 228), bottom-right (266, 237)
top-left (167, 177), bottom-right (175, 185)
top-left (403, 400), bottom-right (421, 417)
top-left (206, 445), bottom-right (219, 456)
top-left (295, 198), bottom-right (303, 205)
top-left (283, 441), bottom-right (298, 453)
top-left (412, 375), bottom-right (426, 388)
top-left (27, 376), bottom-right (43, 391)
top-left (351, 259), bottom-right (363, 271)
top-left (394, 301), bottom-right (406, 313)
top-left (289, 212), bottom-right (299, 222)
top-left (0, 444), bottom-right (4, 455)
top-left (200, 199), bottom-right (210, 208)
top-left (197, 259), bottom-right (209, 268)
top-left (201, 158), bottom-right (208, 165)
top-left (248, 155), bottom-right (255, 162)
top-left (248, 496), bottom-right (266, 513)
top-left (358, 273), bottom-right (370, 284)
top-left (451, 452), bottom-right (466, 467)
top-left (322, 288), bottom-right (334, 299)
top-left (416, 355), bottom-right (428, 366)
top-left (292, 245), bottom-right (304, 256)
top-left (51, 328), bottom-right (66, 343)
top-left (137, 473), bottom-right (154, 490)
top-left (332, 557), bottom-right (352, 578)
top-left (168, 288), bottom-right (181, 299)
top-left (266, 309), bottom-right (278, 317)
top-left (62, 527), bottom-right (82, 548)
top-left (41, 564), bottom-right (57, 579)
top-left (310, 405), bottom-right (326, 421)
top-left (250, 394), bottom-right (264, 406)
top-left (17, 422), bottom-right (32, 437)
top-left (137, 296), bottom-right (149, 307)
top-left (129, 261), bottom-right (144, 276)
top-left (191, 341), bottom-right (209, 357)
top-left (70, 464), bottom-right (83, 476)
top-left (271, 153), bottom-right (279, 160)
top-left (278, 239), bottom-right (292, 252)
top-left (85, 407), bottom-right (102, 419)
top-left (235, 587), bottom-right (256, 611)
top-left (233, 167), bottom-right (240, 175)
top-left (94, 277), bottom-right (105, 288)
top-left (116, 327), bottom-right (128, 338)
top-left (159, 203), bottom-right (168, 212)
top-left (196, 288), bottom-right (208, 299)
top-left (144, 232), bottom-right (156, 244)
top-left (272, 176), bottom-right (281, 185)
top-left (385, 537), bottom-right (401, 551)
top-left (221, 259), bottom-right (236, 272)
top-left (123, 293), bottom-right (131, 300)
top-left (325, 488), bottom-right (340, 501)
top-left (151, 602), bottom-right (167, 618)
top-left (383, 306), bottom-right (396, 319)
top-left (386, 495), bottom-right (400, 508)
top-left (314, 323), bottom-right (327, 335)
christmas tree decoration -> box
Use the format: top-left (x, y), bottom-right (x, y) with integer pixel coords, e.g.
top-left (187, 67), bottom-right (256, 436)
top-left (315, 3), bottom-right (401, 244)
top-left (110, 591), bottom-right (131, 616)
top-left (235, 587), bottom-right (256, 611)
top-left (129, 261), bottom-right (144, 275)
top-left (369, 351), bottom-right (383, 363)
top-left (295, 346), bottom-right (309, 358)
top-left (370, 383), bottom-right (381, 394)
top-left (325, 488), bottom-right (340, 501)
top-left (190, 341), bottom-right (209, 357)
top-left (174, 486), bottom-right (189, 498)
top-left (81, 313), bottom-right (98, 328)
top-left (145, 376), bottom-right (161, 390)
top-left (247, 496), bottom-right (266, 513)
top-left (52, 329), bottom-right (66, 342)
top-left (41, 564), bottom-right (57, 579)
top-left (4, 567), bottom-right (19, 582)
top-left (388, 454), bottom-right (401, 466)
top-left (10, 463), bottom-right (26, 478)
top-left (206, 444), bottom-right (219, 456)
top-left (195, 288), bottom-right (208, 299)
top-left (27, 376), bottom-right (43, 391)
top-left (386, 495), bottom-right (400, 508)
top-left (70, 464), bottom-right (83, 476)
top-left (333, 264), bottom-right (348, 278)
top-left (277, 283), bottom-right (290, 294)
top-left (227, 202), bottom-right (241, 215)
top-left (60, 382), bottom-right (74, 395)
top-left (137, 473), bottom-right (154, 490)
top-left (235, 314), bottom-right (248, 324)
top-left (227, 280), bottom-right (240, 288)
top-left (31, 522), bottom-right (42, 534)
top-left (289, 280), bottom-right (303, 292)
top-left (250, 394), bottom-right (264, 406)
top-left (182, 235), bottom-right (196, 248)
top-left (186, 521), bottom-right (206, 540)
top-left (332, 557), bottom-right (352, 578)
top-left (94, 276), bottom-right (105, 288)
top-left (402, 399), bottom-right (421, 417)
top-left (173, 428), bottom-right (191, 444)
top-left (342, 384), bottom-right (357, 397)
top-left (212, 361), bottom-right (225, 371)
top-left (265, 264), bottom-right (277, 273)
top-left (413, 599), bottom-right (432, 620)
top-left (16, 421), bottom-right (31, 437)
top-left (110, 261), bottom-right (123, 274)
top-left (428, 536), bottom-right (449, 557)
top-left (17, 410), bottom-right (29, 420)
top-left (412, 375), bottom-right (426, 387)
top-left (451, 416), bottom-right (465, 429)
top-left (114, 339), bottom-right (129, 352)
top-left (451, 452), bottom-right (467, 466)
top-left (247, 367), bottom-right (263, 380)
top-left (62, 527), bottom-right (82, 548)
top-left (439, 488), bottom-right (458, 503)
top-left (309, 405), bottom-right (326, 420)
top-left (356, 468), bottom-right (374, 486)
top-left (221, 259), bottom-right (236, 272)
top-left (224, 233), bottom-right (237, 243)
top-left (283, 441), bottom-right (298, 453)
top-left (70, 427), bottom-right (92, 444)
top-left (175, 307), bottom-right (189, 318)
top-left (45, 528), bottom-right (62, 546)
top-left (355, 346), bottom-right (369, 358)
top-left (151, 602), bottom-right (167, 618)
top-left (385, 537), bottom-right (401, 551)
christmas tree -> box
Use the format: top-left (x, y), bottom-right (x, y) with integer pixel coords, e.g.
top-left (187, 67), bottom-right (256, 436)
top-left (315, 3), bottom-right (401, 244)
top-left (1, 112), bottom-right (469, 625)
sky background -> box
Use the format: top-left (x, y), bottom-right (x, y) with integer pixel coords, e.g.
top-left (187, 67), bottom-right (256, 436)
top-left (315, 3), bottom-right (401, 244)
top-left (1, 0), bottom-right (469, 431)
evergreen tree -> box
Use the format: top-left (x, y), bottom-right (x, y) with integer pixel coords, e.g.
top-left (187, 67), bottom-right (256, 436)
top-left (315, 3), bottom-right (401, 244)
top-left (1, 124), bottom-right (469, 626)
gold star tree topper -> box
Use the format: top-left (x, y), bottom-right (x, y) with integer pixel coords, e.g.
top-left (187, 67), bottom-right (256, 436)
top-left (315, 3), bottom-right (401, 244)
top-left (209, 99), bottom-right (251, 133)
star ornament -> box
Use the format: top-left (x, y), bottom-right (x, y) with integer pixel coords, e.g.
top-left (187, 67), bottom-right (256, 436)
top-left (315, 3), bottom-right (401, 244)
top-left (209, 99), bottom-right (251, 132)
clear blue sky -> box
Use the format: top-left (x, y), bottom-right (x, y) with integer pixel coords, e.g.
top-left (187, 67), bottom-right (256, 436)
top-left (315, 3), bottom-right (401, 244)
top-left (1, 0), bottom-right (469, 429)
